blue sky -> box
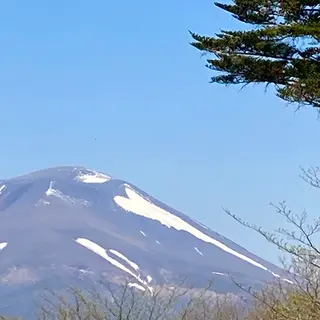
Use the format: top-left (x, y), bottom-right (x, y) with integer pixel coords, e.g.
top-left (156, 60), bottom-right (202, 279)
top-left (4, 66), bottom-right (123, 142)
top-left (1, 0), bottom-right (320, 265)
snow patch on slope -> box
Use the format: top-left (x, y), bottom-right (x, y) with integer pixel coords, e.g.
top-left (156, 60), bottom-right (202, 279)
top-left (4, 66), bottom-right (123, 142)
top-left (194, 247), bottom-right (203, 256)
top-left (75, 238), bottom-right (153, 293)
top-left (35, 199), bottom-right (50, 207)
top-left (128, 283), bottom-right (146, 291)
top-left (270, 272), bottom-right (294, 284)
top-left (282, 278), bottom-right (294, 284)
top-left (212, 272), bottom-right (227, 276)
top-left (0, 185), bottom-right (6, 195)
top-left (75, 170), bottom-right (111, 184)
top-left (45, 181), bottom-right (90, 206)
top-left (109, 249), bottom-right (140, 271)
top-left (140, 231), bottom-right (147, 237)
top-left (114, 187), bottom-right (269, 271)
top-left (0, 242), bottom-right (8, 250)
top-left (45, 181), bottom-right (69, 200)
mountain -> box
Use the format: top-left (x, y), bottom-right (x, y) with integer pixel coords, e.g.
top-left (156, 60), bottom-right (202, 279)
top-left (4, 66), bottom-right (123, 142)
top-left (0, 166), bottom-right (291, 317)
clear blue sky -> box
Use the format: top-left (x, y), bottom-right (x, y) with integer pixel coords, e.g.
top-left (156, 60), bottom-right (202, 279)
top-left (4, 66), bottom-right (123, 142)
top-left (1, 0), bottom-right (320, 265)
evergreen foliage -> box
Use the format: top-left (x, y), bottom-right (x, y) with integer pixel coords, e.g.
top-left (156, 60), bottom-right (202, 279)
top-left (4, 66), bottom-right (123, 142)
top-left (190, 0), bottom-right (320, 109)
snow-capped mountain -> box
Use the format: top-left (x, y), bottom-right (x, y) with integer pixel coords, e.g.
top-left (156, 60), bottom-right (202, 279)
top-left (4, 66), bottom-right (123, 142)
top-left (0, 166), bottom-right (290, 317)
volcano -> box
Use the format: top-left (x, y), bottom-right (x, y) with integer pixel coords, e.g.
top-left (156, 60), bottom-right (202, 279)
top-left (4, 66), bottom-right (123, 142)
top-left (0, 166), bottom-right (290, 317)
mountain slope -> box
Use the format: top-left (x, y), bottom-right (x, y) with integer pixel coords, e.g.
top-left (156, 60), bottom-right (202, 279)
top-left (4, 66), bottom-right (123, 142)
top-left (0, 166), bottom-right (290, 317)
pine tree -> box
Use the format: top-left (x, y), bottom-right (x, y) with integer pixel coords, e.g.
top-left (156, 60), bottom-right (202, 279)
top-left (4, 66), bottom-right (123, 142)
top-left (190, 0), bottom-right (320, 110)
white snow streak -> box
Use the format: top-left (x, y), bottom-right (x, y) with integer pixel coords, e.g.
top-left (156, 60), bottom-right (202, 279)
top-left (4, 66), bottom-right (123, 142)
top-left (156, 240), bottom-right (161, 245)
top-left (114, 187), bottom-right (268, 271)
top-left (282, 278), bottom-right (294, 284)
top-left (78, 269), bottom-right (93, 275)
top-left (35, 199), bottom-right (50, 207)
top-left (76, 170), bottom-right (111, 184)
top-left (140, 231), bottom-right (147, 237)
top-left (109, 249), bottom-right (140, 271)
top-left (194, 247), bottom-right (203, 256)
top-left (0, 185), bottom-right (5, 195)
top-left (270, 271), bottom-right (294, 284)
top-left (45, 181), bottom-right (89, 206)
top-left (128, 283), bottom-right (146, 291)
top-left (46, 181), bottom-right (71, 201)
top-left (147, 275), bottom-right (152, 283)
top-left (212, 272), bottom-right (227, 276)
top-left (45, 181), bottom-right (59, 197)
top-left (75, 238), bottom-right (153, 293)
top-left (0, 242), bottom-right (8, 250)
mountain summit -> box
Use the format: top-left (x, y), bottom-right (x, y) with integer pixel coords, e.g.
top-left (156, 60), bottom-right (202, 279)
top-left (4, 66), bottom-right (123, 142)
top-left (0, 166), bottom-right (289, 316)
